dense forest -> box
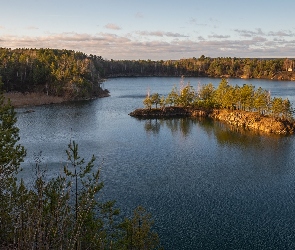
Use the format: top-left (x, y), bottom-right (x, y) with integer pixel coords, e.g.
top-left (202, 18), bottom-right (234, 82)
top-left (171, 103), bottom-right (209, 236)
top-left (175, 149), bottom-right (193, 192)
top-left (0, 48), bottom-right (105, 99)
top-left (0, 48), bottom-right (295, 99)
top-left (103, 56), bottom-right (295, 80)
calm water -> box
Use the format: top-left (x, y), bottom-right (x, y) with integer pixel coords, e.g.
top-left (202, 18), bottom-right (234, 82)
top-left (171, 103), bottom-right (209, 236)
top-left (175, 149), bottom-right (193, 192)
top-left (17, 77), bottom-right (295, 249)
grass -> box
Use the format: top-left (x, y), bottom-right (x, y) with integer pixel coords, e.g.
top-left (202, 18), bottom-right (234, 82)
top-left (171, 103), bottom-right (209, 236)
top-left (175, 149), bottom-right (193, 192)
top-left (4, 92), bottom-right (65, 108)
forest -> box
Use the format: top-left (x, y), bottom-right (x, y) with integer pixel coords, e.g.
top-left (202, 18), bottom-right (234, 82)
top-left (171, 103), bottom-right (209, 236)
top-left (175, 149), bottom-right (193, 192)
top-left (103, 56), bottom-right (295, 80)
top-left (0, 48), bottom-right (105, 99)
top-left (0, 48), bottom-right (294, 99)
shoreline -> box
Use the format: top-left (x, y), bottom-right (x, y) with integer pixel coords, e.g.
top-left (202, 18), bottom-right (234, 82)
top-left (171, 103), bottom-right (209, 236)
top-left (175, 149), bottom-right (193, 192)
top-left (129, 107), bottom-right (295, 135)
top-left (4, 91), bottom-right (110, 108)
top-left (4, 92), bottom-right (66, 108)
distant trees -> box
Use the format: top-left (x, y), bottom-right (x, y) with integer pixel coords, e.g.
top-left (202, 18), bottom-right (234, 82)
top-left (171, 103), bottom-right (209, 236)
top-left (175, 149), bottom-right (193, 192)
top-left (144, 79), bottom-right (294, 120)
top-left (104, 56), bottom-right (294, 79)
top-left (1, 48), bottom-right (294, 98)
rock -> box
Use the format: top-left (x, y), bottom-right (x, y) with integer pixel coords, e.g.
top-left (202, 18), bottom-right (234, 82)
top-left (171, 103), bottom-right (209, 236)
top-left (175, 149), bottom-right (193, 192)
top-left (210, 109), bottom-right (294, 135)
top-left (130, 107), bottom-right (295, 135)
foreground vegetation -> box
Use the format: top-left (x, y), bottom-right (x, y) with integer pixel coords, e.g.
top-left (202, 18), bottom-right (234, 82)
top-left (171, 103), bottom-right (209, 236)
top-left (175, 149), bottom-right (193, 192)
top-left (0, 79), bottom-right (162, 249)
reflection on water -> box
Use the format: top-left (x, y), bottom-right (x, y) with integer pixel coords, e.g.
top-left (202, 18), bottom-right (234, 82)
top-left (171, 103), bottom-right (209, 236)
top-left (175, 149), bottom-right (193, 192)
top-left (144, 119), bottom-right (161, 134)
top-left (144, 118), bottom-right (196, 137)
top-left (142, 117), bottom-right (286, 149)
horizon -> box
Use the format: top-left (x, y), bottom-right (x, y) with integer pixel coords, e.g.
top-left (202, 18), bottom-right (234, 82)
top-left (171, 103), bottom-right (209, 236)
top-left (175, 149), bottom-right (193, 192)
top-left (3, 47), bottom-right (295, 61)
top-left (1, 0), bottom-right (295, 60)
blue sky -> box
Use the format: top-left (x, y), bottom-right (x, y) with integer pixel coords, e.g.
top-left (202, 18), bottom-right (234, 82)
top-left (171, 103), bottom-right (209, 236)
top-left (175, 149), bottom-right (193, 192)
top-left (1, 0), bottom-right (295, 60)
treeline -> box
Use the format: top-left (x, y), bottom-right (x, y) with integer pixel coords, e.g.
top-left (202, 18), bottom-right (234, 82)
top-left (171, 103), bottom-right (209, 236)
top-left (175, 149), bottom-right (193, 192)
top-left (0, 80), bottom-right (162, 249)
top-left (143, 79), bottom-right (294, 120)
top-left (0, 48), bottom-right (106, 99)
top-left (103, 56), bottom-right (295, 80)
top-left (1, 48), bottom-right (295, 97)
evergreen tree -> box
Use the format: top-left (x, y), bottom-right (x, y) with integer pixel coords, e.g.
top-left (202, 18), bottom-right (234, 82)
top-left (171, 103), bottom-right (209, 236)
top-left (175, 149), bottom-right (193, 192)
top-left (165, 86), bottom-right (179, 107)
top-left (150, 93), bottom-right (161, 108)
top-left (119, 206), bottom-right (162, 250)
top-left (178, 84), bottom-right (195, 107)
top-left (253, 87), bottom-right (269, 114)
top-left (0, 76), bottom-right (26, 246)
top-left (239, 84), bottom-right (255, 111)
top-left (143, 95), bottom-right (152, 109)
top-left (0, 76), bottom-right (26, 190)
top-left (214, 78), bottom-right (229, 108)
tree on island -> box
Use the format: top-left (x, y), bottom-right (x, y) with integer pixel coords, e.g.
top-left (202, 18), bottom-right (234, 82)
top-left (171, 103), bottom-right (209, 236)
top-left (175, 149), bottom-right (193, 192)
top-left (143, 95), bottom-right (152, 109)
top-left (165, 86), bottom-right (179, 107)
top-left (144, 78), bottom-right (294, 121)
top-left (150, 93), bottom-right (161, 108)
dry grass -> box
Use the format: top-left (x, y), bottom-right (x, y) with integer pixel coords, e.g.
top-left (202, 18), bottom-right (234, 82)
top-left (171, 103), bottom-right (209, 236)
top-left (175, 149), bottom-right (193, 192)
top-left (4, 92), bottom-right (66, 108)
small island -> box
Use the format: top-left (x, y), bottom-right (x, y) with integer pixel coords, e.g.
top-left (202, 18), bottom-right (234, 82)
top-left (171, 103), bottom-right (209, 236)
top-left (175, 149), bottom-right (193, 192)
top-left (130, 79), bottom-right (295, 135)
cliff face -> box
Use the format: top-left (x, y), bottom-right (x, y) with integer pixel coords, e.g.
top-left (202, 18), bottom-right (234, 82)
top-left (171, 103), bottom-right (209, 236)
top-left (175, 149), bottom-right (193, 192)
top-left (209, 109), bottom-right (295, 135)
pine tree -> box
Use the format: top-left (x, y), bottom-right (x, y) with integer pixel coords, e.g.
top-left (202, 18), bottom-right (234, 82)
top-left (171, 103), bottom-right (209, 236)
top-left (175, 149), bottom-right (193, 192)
top-left (0, 76), bottom-right (26, 190)
top-left (119, 206), bottom-right (162, 250)
top-left (0, 76), bottom-right (26, 247)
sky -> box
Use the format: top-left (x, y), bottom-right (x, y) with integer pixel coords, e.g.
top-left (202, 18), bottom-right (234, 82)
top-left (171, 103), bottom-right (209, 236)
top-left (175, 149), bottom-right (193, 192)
top-left (1, 0), bottom-right (295, 60)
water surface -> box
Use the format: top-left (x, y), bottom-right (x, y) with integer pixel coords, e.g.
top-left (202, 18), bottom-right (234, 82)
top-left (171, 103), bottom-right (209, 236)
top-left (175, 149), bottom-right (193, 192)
top-left (17, 77), bottom-right (295, 249)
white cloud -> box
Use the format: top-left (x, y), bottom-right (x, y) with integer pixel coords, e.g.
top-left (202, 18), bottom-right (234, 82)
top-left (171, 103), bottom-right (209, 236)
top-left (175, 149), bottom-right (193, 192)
top-left (208, 34), bottom-right (230, 39)
top-left (234, 28), bottom-right (295, 39)
top-left (268, 30), bottom-right (294, 37)
top-left (26, 26), bottom-right (39, 30)
top-left (234, 28), bottom-right (265, 37)
top-left (104, 23), bottom-right (121, 30)
top-left (0, 31), bottom-right (294, 60)
top-left (136, 31), bottom-right (188, 38)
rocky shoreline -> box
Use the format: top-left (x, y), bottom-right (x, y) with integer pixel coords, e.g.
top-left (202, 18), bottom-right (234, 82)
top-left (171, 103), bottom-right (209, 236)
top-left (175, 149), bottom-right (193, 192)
top-left (210, 109), bottom-right (295, 135)
top-left (129, 107), bottom-right (295, 135)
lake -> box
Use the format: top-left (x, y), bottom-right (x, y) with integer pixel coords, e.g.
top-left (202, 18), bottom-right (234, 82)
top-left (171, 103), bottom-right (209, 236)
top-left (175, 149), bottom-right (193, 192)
top-left (16, 77), bottom-right (295, 249)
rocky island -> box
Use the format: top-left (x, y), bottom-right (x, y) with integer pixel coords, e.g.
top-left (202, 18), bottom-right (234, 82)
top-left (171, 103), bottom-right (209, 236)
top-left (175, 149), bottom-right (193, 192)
top-left (129, 79), bottom-right (295, 135)
top-left (130, 107), bottom-right (295, 135)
